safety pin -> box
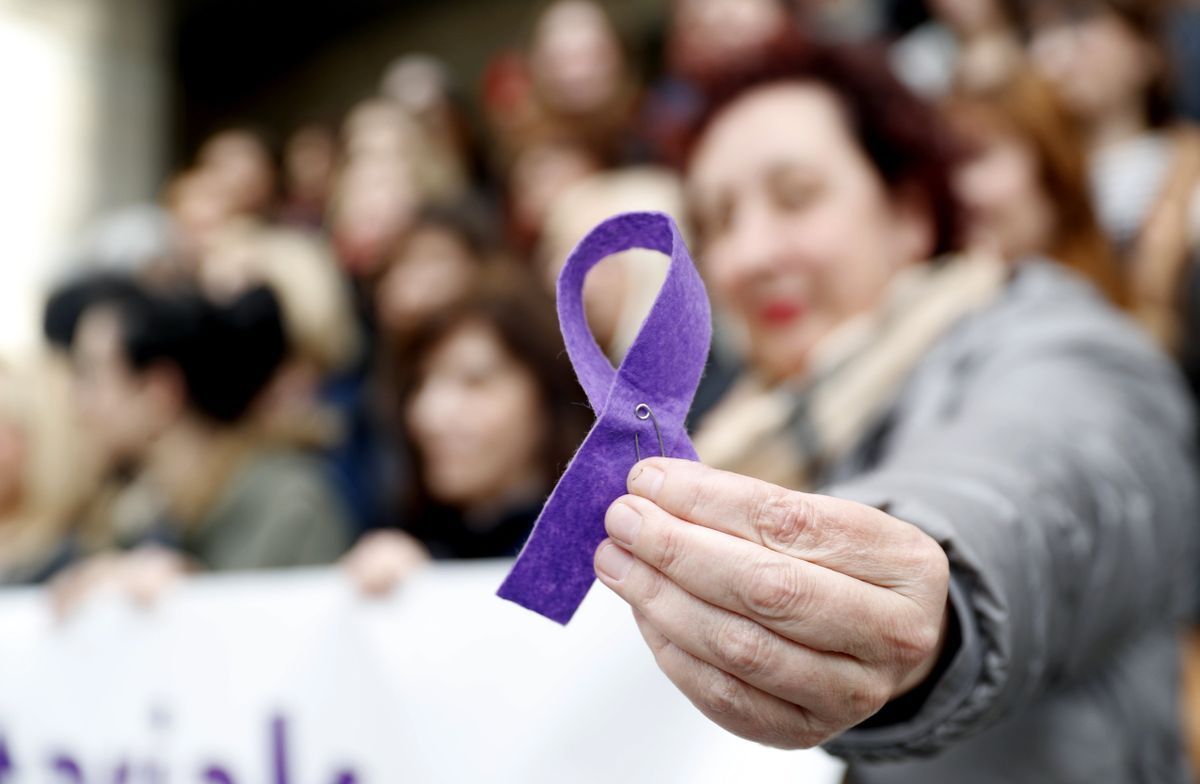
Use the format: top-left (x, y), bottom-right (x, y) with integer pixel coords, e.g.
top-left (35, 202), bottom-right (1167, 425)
top-left (633, 403), bottom-right (666, 461)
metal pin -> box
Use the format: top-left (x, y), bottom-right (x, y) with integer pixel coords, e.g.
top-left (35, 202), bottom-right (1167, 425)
top-left (633, 403), bottom-right (666, 462)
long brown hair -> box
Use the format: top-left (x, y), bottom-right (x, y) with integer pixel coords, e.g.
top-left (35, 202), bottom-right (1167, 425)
top-left (945, 70), bottom-right (1130, 307)
top-left (1009, 0), bottom-right (1174, 129)
top-left (390, 263), bottom-right (592, 517)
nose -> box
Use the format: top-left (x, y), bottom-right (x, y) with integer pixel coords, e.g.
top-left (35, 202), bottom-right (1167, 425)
top-left (717, 197), bottom-right (791, 286)
top-left (409, 379), bottom-right (461, 442)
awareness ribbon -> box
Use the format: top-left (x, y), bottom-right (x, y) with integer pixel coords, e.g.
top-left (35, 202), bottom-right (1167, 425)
top-left (497, 211), bottom-right (712, 624)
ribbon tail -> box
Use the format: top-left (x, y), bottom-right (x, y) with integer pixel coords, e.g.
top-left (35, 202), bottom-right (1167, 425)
top-left (497, 426), bottom-right (629, 624)
top-left (497, 425), bottom-right (699, 624)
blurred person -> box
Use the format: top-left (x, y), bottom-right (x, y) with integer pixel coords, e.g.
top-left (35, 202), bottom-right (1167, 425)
top-left (329, 154), bottom-right (419, 278)
top-left (588, 34), bottom-right (1197, 782)
top-left (44, 277), bottom-right (351, 609)
top-left (163, 167), bottom-right (240, 265)
top-left (278, 123), bottom-right (339, 229)
top-left (342, 97), bottom-right (465, 207)
top-left (199, 222), bottom-right (378, 533)
top-left (0, 357), bottom-right (102, 585)
top-left (343, 269), bottom-right (590, 594)
top-left (1023, 0), bottom-right (1200, 353)
top-left (489, 1), bottom-right (637, 168)
top-left (891, 0), bottom-right (1023, 97)
top-left (374, 202), bottom-right (498, 344)
top-left (669, 0), bottom-right (792, 83)
top-left (195, 127), bottom-right (278, 218)
top-left (380, 54), bottom-right (476, 190)
top-left (639, 0), bottom-right (792, 166)
top-left (200, 222), bottom-right (362, 443)
top-left (506, 136), bottom-right (603, 253)
top-left (536, 167), bottom-right (686, 361)
top-left (480, 49), bottom-right (540, 168)
top-left (945, 69), bottom-right (1129, 306)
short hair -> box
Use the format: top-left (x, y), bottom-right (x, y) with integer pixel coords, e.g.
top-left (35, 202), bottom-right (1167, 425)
top-left (687, 29), bottom-right (969, 256)
top-left (46, 274), bottom-right (287, 424)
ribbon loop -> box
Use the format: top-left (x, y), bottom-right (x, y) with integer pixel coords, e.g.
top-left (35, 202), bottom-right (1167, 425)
top-left (498, 211), bottom-right (712, 624)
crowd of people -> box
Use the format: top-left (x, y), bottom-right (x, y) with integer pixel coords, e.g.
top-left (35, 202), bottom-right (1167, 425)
top-left (2, 0), bottom-right (1200, 778)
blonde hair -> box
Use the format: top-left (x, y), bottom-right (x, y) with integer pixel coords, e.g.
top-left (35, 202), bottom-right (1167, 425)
top-left (0, 355), bottom-right (101, 571)
top-left (203, 221), bottom-right (362, 374)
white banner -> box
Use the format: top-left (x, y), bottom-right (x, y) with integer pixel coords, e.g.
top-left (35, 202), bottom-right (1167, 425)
top-left (0, 562), bottom-right (845, 783)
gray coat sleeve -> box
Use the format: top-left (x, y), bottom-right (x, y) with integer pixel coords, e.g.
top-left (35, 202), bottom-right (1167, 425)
top-left (821, 277), bottom-right (1200, 761)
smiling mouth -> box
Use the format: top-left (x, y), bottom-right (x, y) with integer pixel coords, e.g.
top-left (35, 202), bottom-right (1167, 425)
top-left (759, 300), bottom-right (804, 326)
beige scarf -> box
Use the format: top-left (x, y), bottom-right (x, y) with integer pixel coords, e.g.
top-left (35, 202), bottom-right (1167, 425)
top-left (693, 252), bottom-right (1008, 490)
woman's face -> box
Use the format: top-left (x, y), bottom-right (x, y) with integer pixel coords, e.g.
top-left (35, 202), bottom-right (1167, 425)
top-left (530, 0), bottom-right (623, 115)
top-left (375, 226), bottom-right (477, 336)
top-left (1028, 7), bottom-right (1157, 125)
top-left (72, 308), bottom-right (172, 469)
top-left (331, 159), bottom-right (417, 276)
top-left (198, 130), bottom-right (276, 215)
top-left (688, 83), bottom-right (932, 380)
top-left (930, 0), bottom-right (1004, 35)
top-left (406, 322), bottom-right (546, 509)
top-left (954, 129), bottom-right (1056, 260)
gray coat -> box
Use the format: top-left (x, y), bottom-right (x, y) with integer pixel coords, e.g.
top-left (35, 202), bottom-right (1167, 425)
top-left (820, 262), bottom-right (1200, 783)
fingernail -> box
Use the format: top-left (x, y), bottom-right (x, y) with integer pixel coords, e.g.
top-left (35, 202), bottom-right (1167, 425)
top-left (629, 463), bottom-right (664, 499)
top-left (595, 542), bottom-right (634, 581)
top-left (606, 502), bottom-right (642, 547)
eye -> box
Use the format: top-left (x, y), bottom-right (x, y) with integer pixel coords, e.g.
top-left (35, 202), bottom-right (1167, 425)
top-left (694, 192), bottom-right (735, 245)
top-left (767, 167), bottom-right (823, 212)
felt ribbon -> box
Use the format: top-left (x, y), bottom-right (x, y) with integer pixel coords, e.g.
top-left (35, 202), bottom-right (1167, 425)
top-left (497, 211), bottom-right (712, 624)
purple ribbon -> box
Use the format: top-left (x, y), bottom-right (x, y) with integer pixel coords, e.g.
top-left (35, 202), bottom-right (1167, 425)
top-left (497, 211), bottom-right (712, 623)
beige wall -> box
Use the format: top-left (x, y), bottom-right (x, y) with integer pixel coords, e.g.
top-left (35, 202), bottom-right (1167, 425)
top-left (0, 0), bottom-right (165, 357)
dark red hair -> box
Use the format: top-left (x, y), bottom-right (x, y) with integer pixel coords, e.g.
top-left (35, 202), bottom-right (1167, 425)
top-left (686, 29), bottom-right (969, 257)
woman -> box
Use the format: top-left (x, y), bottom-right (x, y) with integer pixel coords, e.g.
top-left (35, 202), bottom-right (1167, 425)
top-left (45, 276), bottom-right (352, 604)
top-left (945, 69), bottom-right (1128, 306)
top-left (591, 36), bottom-right (1197, 783)
top-left (0, 357), bottom-right (102, 584)
top-left (892, 0), bottom-right (1023, 97)
top-left (373, 203), bottom-right (497, 345)
top-left (343, 269), bottom-right (591, 594)
top-left (1022, 0), bottom-right (1200, 358)
top-left (491, 0), bottom-right (637, 168)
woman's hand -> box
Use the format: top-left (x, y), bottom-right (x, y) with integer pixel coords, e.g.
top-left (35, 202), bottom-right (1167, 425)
top-left (594, 458), bottom-right (950, 749)
top-left (50, 546), bottom-right (192, 620)
top-left (342, 530), bottom-right (430, 597)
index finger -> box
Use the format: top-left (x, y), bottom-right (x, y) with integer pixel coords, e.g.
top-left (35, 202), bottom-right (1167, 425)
top-left (627, 458), bottom-right (932, 590)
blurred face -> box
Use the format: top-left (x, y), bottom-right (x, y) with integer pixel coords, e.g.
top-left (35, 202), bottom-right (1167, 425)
top-left (198, 130), bottom-right (276, 214)
top-left (407, 322), bottom-right (546, 509)
top-left (72, 309), bottom-right (175, 468)
top-left (168, 169), bottom-right (238, 258)
top-left (375, 226), bottom-right (477, 336)
top-left (688, 83), bottom-right (932, 380)
top-left (382, 55), bottom-right (450, 117)
top-left (343, 100), bottom-right (420, 162)
top-left (954, 130), bottom-right (1056, 260)
top-left (531, 1), bottom-right (623, 114)
top-left (285, 125), bottom-right (337, 204)
top-left (331, 159), bottom-right (417, 276)
top-left (671, 0), bottom-right (788, 76)
top-left (930, 0), bottom-right (1004, 35)
top-left (1028, 6), bottom-right (1157, 126)
top-left (510, 142), bottom-right (599, 238)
